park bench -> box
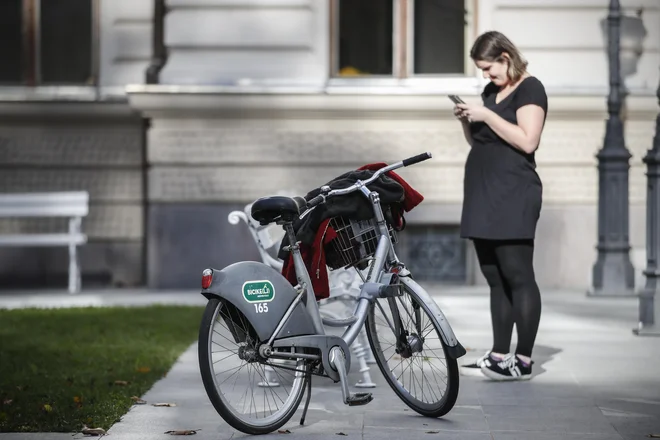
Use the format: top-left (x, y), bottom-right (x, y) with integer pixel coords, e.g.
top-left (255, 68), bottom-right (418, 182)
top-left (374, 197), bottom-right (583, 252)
top-left (0, 191), bottom-right (89, 294)
top-left (228, 201), bottom-right (377, 388)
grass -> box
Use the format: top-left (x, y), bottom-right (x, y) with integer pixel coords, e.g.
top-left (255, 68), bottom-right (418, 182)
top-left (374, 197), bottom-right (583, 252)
top-left (0, 305), bottom-right (205, 433)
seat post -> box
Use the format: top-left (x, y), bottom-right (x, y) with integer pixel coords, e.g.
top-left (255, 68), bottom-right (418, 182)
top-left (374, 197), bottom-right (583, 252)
top-left (282, 222), bottom-right (296, 249)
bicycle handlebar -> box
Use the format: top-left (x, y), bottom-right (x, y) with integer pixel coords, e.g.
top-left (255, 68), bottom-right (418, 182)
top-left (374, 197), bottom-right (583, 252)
top-left (306, 194), bottom-right (325, 209)
top-left (402, 152), bottom-right (432, 167)
top-left (304, 152), bottom-right (432, 210)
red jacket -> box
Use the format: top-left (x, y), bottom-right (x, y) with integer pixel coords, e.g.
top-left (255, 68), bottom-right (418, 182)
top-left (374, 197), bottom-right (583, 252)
top-left (281, 163), bottom-right (424, 300)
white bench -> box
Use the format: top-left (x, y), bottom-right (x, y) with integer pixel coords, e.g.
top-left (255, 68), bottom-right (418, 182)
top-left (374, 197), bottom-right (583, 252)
top-left (0, 191), bottom-right (89, 294)
top-left (228, 201), bottom-right (377, 388)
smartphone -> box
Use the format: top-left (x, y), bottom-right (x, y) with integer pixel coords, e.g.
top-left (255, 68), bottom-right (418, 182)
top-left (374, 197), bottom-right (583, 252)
top-left (448, 95), bottom-right (465, 105)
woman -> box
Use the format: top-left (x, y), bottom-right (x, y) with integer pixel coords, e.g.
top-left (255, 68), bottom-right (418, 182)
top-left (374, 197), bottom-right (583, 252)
top-left (455, 31), bottom-right (547, 381)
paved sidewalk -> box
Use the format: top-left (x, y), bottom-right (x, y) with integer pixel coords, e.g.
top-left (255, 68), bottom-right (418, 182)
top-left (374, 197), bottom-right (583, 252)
top-left (1, 286), bottom-right (659, 439)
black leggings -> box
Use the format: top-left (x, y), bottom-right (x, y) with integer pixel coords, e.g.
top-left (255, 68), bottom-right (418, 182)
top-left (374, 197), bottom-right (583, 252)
top-left (473, 239), bottom-right (542, 358)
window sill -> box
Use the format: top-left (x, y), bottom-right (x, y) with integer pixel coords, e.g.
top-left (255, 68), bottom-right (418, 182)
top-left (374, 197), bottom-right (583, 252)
top-left (0, 86), bottom-right (128, 102)
top-left (325, 76), bottom-right (486, 95)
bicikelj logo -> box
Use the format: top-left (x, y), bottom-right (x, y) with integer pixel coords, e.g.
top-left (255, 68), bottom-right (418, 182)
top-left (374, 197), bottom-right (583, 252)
top-left (242, 280), bottom-right (276, 303)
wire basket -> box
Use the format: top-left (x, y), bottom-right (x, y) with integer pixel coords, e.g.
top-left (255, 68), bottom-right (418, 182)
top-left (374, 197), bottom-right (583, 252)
top-left (325, 216), bottom-right (398, 270)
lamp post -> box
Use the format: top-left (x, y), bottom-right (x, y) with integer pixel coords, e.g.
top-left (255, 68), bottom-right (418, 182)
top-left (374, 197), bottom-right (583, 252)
top-left (590, 0), bottom-right (646, 297)
top-left (634, 73), bottom-right (660, 336)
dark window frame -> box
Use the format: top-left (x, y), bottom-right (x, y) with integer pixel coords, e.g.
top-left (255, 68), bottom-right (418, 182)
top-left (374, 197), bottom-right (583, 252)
top-left (0, 0), bottom-right (100, 87)
top-left (329, 0), bottom-right (473, 80)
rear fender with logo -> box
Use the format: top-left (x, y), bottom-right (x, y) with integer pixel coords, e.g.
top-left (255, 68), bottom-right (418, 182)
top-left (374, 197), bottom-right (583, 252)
top-left (200, 261), bottom-right (316, 342)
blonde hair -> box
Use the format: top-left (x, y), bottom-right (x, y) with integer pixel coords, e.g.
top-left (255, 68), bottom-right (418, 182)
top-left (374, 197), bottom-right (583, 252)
top-left (470, 31), bottom-right (528, 82)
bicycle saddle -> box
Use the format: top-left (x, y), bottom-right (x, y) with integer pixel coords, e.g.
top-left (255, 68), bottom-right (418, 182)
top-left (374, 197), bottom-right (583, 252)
top-left (251, 195), bottom-right (307, 225)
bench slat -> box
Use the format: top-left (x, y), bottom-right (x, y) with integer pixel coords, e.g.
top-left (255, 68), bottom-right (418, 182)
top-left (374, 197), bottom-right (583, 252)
top-left (0, 192), bottom-right (89, 218)
top-left (0, 234), bottom-right (87, 246)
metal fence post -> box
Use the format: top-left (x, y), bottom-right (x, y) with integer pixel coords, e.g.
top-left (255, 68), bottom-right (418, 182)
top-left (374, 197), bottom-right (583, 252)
top-left (633, 72), bottom-right (660, 336)
top-left (590, 0), bottom-right (635, 297)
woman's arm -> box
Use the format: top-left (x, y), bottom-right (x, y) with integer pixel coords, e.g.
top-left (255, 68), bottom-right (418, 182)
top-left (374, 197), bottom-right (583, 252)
top-left (483, 105), bottom-right (546, 154)
top-left (461, 119), bottom-right (474, 147)
top-left (454, 106), bottom-right (474, 147)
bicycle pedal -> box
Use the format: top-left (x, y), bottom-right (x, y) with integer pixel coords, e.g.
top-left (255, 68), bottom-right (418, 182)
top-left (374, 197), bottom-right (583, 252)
top-left (346, 392), bottom-right (373, 406)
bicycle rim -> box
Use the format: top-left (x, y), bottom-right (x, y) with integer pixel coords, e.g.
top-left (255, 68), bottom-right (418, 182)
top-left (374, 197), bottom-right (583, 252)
top-left (198, 298), bottom-right (308, 434)
top-left (366, 281), bottom-right (459, 417)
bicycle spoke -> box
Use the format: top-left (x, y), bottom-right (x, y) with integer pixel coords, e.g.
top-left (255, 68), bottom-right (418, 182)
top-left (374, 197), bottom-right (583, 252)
top-left (368, 284), bottom-right (453, 410)
top-left (202, 300), bottom-right (307, 429)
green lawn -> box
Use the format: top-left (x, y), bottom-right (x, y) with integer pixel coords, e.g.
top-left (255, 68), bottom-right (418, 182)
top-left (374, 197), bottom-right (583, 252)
top-left (0, 305), bottom-right (204, 433)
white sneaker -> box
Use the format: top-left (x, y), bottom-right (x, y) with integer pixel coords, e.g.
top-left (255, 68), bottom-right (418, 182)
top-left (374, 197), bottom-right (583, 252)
top-left (460, 351), bottom-right (491, 376)
top-left (481, 354), bottom-right (533, 381)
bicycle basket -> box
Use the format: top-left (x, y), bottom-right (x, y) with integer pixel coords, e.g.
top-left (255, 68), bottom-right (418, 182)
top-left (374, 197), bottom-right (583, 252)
top-left (325, 216), bottom-right (398, 270)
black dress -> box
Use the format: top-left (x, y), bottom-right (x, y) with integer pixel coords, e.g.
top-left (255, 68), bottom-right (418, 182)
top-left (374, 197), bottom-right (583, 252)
top-left (460, 76), bottom-right (548, 241)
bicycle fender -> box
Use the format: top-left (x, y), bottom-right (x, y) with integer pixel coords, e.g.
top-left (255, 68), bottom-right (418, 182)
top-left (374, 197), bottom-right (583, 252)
top-left (200, 261), bottom-right (316, 342)
top-left (397, 276), bottom-right (467, 360)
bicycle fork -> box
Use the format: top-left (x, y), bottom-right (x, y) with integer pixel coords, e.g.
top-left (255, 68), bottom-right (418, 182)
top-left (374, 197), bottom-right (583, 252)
top-left (326, 280), bottom-right (401, 407)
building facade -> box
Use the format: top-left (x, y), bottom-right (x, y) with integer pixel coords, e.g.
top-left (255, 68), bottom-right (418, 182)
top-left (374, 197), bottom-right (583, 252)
top-left (0, 0), bottom-right (658, 291)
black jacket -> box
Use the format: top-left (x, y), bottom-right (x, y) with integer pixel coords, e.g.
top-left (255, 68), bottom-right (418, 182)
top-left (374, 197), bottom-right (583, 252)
top-left (277, 169), bottom-right (405, 260)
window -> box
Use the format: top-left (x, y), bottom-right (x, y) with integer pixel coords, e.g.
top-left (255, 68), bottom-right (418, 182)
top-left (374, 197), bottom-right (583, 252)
top-left (331, 0), bottom-right (469, 79)
top-left (0, 0), bottom-right (23, 83)
top-left (0, 0), bottom-right (97, 86)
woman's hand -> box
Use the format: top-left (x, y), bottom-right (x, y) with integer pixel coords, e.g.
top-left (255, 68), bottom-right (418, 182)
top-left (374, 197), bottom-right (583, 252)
top-left (456, 103), bottom-right (493, 123)
top-left (453, 105), bottom-right (470, 124)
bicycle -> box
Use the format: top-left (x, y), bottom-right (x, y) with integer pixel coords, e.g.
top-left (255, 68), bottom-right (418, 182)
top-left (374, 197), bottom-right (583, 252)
top-left (197, 152), bottom-right (466, 435)
top-left (227, 197), bottom-right (378, 388)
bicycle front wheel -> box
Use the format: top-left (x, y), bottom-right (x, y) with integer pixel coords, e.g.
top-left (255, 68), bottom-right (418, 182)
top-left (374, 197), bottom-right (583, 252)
top-left (365, 280), bottom-right (459, 417)
top-left (198, 298), bottom-right (309, 435)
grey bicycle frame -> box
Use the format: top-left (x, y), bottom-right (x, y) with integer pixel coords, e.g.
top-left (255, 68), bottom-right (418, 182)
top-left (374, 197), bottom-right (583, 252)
top-left (275, 162), bottom-right (401, 351)
top-left (272, 160), bottom-right (464, 362)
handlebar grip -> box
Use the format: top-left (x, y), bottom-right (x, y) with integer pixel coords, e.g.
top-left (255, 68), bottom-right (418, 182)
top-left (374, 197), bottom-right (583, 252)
top-left (402, 152), bottom-right (433, 167)
top-left (306, 194), bottom-right (325, 209)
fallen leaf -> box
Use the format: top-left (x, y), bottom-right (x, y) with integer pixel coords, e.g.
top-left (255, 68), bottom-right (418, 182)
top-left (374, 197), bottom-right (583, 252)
top-left (164, 429), bottom-right (199, 435)
top-left (277, 429), bottom-right (291, 433)
top-left (426, 431), bottom-right (440, 434)
top-left (152, 402), bottom-right (177, 407)
top-left (137, 366), bottom-right (151, 373)
top-left (114, 380), bottom-right (129, 386)
top-left (82, 425), bottom-right (106, 436)
top-left (42, 404), bottom-right (53, 413)
top-left (336, 433), bottom-right (347, 436)
top-left (131, 396), bottom-right (147, 405)
top-left (2, 399), bottom-right (12, 405)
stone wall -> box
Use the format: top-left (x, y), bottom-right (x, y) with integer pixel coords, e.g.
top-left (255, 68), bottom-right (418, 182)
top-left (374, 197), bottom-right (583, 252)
top-left (0, 102), bottom-right (145, 288)
top-left (160, 0), bottom-right (329, 86)
top-left (128, 89), bottom-right (657, 290)
top-left (485, 0), bottom-right (659, 94)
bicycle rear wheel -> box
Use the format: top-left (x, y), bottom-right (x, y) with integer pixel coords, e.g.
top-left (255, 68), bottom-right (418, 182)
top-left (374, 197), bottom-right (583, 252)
top-left (365, 280), bottom-right (459, 417)
top-left (198, 298), bottom-right (309, 435)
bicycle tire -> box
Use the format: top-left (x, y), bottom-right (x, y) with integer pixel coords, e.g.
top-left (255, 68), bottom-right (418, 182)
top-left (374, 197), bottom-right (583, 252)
top-left (365, 280), bottom-right (460, 418)
top-left (198, 298), bottom-right (308, 435)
